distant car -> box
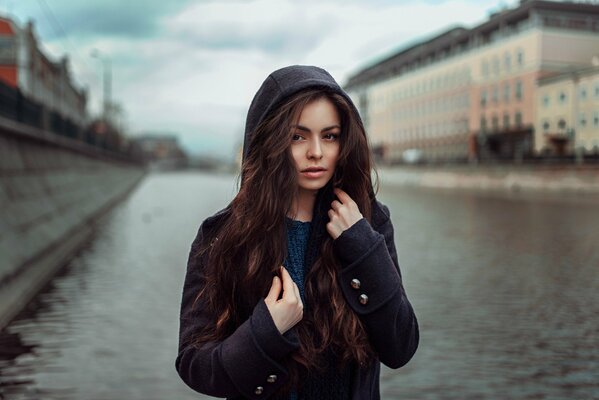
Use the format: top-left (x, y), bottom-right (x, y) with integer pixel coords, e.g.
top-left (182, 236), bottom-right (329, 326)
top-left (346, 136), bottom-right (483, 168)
top-left (402, 149), bottom-right (423, 164)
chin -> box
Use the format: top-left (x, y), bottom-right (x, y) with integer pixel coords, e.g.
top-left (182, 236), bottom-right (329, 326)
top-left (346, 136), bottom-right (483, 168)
top-left (298, 176), bottom-right (332, 192)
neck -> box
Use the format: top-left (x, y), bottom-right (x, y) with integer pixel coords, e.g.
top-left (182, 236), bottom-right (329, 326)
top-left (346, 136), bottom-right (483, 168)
top-left (288, 188), bottom-right (318, 222)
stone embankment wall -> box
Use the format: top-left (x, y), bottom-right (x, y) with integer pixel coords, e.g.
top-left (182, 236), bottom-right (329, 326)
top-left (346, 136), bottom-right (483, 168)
top-left (378, 164), bottom-right (599, 193)
top-left (0, 116), bottom-right (145, 328)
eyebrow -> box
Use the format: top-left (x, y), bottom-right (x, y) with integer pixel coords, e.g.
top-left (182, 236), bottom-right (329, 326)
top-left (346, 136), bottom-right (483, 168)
top-left (291, 124), bottom-right (341, 133)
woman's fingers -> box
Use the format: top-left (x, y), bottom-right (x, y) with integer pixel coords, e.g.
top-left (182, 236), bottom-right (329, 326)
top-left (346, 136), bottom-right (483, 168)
top-left (265, 267), bottom-right (303, 334)
top-left (326, 221), bottom-right (342, 240)
top-left (281, 267), bottom-right (296, 302)
top-left (327, 188), bottom-right (363, 241)
top-left (334, 187), bottom-right (356, 207)
top-left (280, 267), bottom-right (302, 305)
top-left (292, 280), bottom-right (303, 308)
top-left (265, 275), bottom-right (281, 303)
top-left (330, 199), bottom-right (343, 212)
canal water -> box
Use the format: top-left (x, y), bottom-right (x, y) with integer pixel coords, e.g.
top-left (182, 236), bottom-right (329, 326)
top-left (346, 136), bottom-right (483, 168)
top-left (0, 171), bottom-right (598, 400)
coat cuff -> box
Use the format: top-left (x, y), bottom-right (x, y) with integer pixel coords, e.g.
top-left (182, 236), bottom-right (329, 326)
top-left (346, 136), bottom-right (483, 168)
top-left (220, 299), bottom-right (299, 399)
top-left (251, 299), bottom-right (300, 359)
top-left (332, 218), bottom-right (381, 265)
top-left (333, 219), bottom-right (402, 315)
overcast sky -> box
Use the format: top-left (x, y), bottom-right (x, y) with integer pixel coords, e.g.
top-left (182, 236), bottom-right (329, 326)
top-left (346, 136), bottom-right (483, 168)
top-left (2, 0), bottom-right (517, 160)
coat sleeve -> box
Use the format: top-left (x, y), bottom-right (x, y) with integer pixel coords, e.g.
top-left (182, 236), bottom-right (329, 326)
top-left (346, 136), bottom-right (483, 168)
top-left (332, 205), bottom-right (419, 369)
top-left (175, 224), bottom-right (300, 399)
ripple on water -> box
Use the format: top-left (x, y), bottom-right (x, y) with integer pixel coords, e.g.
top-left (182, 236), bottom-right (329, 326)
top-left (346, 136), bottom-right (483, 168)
top-left (1, 173), bottom-right (599, 399)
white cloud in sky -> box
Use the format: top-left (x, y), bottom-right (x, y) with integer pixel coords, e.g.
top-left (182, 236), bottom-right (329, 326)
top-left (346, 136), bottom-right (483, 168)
top-left (3, 0), bottom-right (518, 160)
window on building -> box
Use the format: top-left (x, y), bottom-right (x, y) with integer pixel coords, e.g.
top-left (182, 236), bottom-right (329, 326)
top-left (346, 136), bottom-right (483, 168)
top-left (542, 94), bottom-right (549, 107)
top-left (579, 112), bottom-right (586, 127)
top-left (579, 86), bottom-right (587, 100)
top-left (481, 89), bottom-right (487, 106)
top-left (558, 119), bottom-right (566, 130)
top-left (593, 111), bottom-right (599, 128)
top-left (504, 83), bottom-right (511, 102)
top-left (542, 120), bottom-right (550, 132)
top-left (492, 115), bottom-right (499, 131)
top-left (595, 84), bottom-right (599, 99)
top-left (559, 92), bottom-right (567, 104)
top-left (516, 49), bottom-right (524, 66)
top-left (503, 113), bottom-right (510, 129)
top-left (515, 111), bottom-right (522, 127)
top-left (515, 80), bottom-right (523, 100)
top-left (482, 60), bottom-right (489, 77)
top-left (493, 57), bottom-right (500, 75)
top-left (492, 85), bottom-right (499, 103)
top-left (504, 52), bottom-right (511, 71)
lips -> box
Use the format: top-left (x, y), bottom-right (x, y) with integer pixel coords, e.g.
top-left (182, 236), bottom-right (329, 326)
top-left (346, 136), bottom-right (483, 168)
top-left (301, 167), bottom-right (326, 172)
top-left (300, 167), bottom-right (327, 179)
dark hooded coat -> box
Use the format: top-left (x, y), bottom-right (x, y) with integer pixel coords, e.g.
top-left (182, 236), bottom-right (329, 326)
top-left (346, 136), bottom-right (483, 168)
top-left (175, 65), bottom-right (419, 399)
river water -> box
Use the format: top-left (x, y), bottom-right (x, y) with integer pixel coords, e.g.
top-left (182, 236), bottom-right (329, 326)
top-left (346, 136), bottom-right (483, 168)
top-left (1, 171), bottom-right (598, 399)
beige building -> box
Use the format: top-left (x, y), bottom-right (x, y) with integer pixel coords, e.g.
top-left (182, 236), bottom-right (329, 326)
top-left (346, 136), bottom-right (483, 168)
top-left (345, 0), bottom-right (599, 163)
top-left (536, 66), bottom-right (599, 155)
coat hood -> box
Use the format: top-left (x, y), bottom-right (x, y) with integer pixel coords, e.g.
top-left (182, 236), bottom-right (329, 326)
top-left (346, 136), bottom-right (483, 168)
top-left (201, 65), bottom-right (385, 271)
top-left (241, 65), bottom-right (363, 164)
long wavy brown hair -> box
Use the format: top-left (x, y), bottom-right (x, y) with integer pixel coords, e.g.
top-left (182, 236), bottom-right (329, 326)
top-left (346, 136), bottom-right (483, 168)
top-left (193, 87), bottom-right (380, 395)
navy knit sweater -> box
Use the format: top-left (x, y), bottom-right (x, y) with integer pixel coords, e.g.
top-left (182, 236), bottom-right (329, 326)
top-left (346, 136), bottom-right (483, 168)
top-left (283, 218), bottom-right (351, 400)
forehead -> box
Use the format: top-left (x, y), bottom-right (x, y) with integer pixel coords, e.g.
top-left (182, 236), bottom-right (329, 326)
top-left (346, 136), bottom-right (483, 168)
top-left (297, 97), bottom-right (340, 125)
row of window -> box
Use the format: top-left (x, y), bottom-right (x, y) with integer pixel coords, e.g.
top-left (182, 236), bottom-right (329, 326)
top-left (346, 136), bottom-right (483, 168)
top-left (481, 81), bottom-right (523, 106)
top-left (543, 112), bottom-right (599, 131)
top-left (387, 93), bottom-right (470, 119)
top-left (542, 14), bottom-right (599, 33)
top-left (481, 49), bottom-right (524, 77)
top-left (480, 111), bottom-right (523, 132)
top-left (392, 119), bottom-right (469, 141)
top-left (372, 68), bottom-right (472, 107)
top-left (389, 12), bottom-right (543, 81)
top-left (542, 83), bottom-right (599, 107)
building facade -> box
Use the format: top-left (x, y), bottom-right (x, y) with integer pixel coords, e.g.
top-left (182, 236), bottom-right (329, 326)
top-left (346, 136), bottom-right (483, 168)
top-left (345, 0), bottom-right (599, 163)
top-left (129, 134), bottom-right (188, 170)
top-left (0, 16), bottom-right (88, 130)
top-left (536, 67), bottom-right (599, 156)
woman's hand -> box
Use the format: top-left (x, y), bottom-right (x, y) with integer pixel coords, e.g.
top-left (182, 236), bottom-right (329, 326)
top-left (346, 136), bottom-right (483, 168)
top-left (264, 267), bottom-right (303, 334)
top-left (327, 188), bottom-right (363, 240)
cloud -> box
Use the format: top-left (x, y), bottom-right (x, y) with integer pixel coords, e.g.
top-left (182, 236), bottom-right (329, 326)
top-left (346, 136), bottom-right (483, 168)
top-left (9, 0), bottom-right (195, 39)
top-left (165, 1), bottom-right (336, 55)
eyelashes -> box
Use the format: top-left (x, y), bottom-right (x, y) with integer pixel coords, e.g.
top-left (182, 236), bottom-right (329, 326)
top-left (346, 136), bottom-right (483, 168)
top-left (291, 133), bottom-right (340, 141)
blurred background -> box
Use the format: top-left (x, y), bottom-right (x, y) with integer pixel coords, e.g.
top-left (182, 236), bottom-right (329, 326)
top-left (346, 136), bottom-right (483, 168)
top-left (0, 0), bottom-right (598, 399)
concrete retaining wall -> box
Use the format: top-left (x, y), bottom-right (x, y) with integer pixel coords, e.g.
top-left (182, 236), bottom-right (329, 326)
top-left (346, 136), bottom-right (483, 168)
top-left (378, 165), bottom-right (599, 193)
top-left (0, 115), bottom-right (145, 328)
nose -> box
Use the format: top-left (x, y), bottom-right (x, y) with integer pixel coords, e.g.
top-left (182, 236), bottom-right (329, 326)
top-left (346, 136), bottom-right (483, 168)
top-left (307, 137), bottom-right (323, 159)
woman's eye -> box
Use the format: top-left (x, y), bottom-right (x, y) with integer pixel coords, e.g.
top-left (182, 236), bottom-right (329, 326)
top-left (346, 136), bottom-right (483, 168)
top-left (324, 133), bottom-right (339, 140)
top-left (292, 134), bottom-right (303, 141)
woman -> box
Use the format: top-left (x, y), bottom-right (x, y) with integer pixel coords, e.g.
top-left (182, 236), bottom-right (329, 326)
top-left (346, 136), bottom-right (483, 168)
top-left (176, 65), bottom-right (419, 399)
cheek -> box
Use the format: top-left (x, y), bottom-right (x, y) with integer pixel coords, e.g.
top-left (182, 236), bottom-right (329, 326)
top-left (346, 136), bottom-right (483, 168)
top-left (290, 148), bottom-right (302, 167)
top-left (328, 144), bottom-right (340, 164)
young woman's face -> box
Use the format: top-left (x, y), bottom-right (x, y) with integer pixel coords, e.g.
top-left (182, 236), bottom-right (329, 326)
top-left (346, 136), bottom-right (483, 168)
top-left (290, 97), bottom-right (341, 194)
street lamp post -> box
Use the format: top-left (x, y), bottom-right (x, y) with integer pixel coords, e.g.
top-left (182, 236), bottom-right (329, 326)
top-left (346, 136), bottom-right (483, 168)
top-left (90, 49), bottom-right (112, 121)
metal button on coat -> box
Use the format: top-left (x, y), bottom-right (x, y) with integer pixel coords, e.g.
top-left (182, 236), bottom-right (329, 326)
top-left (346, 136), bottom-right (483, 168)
top-left (351, 278), bottom-right (361, 289)
top-left (267, 374), bottom-right (277, 383)
top-left (359, 294), bottom-right (369, 305)
top-left (255, 386), bottom-right (264, 395)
